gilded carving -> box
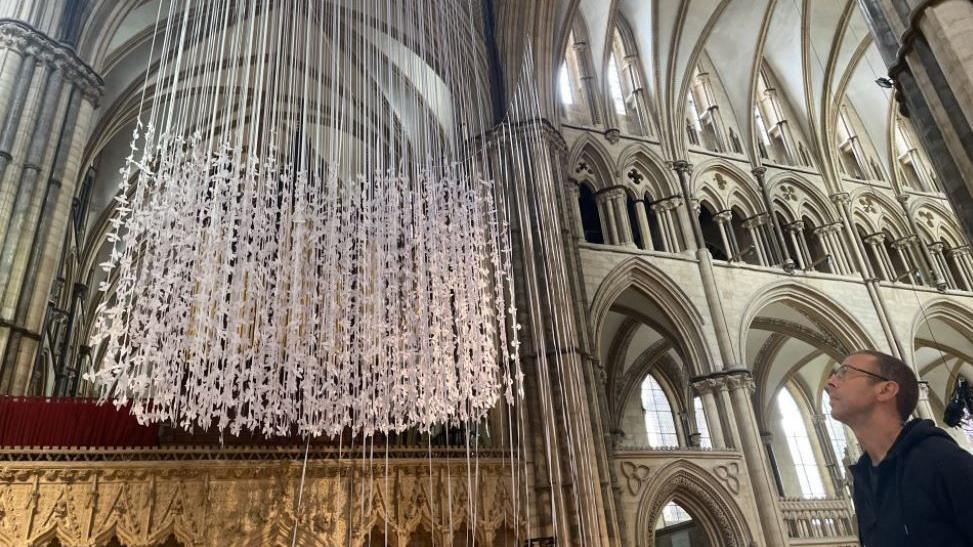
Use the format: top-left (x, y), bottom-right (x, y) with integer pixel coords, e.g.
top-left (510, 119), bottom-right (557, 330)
top-left (0, 454), bottom-right (518, 547)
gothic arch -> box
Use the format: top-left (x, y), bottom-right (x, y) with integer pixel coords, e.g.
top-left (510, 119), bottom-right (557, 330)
top-left (907, 298), bottom-right (973, 359)
top-left (567, 135), bottom-right (617, 191)
top-left (634, 460), bottom-right (752, 547)
top-left (738, 280), bottom-right (877, 367)
top-left (908, 200), bottom-right (968, 248)
top-left (616, 144), bottom-right (679, 198)
top-left (589, 258), bottom-right (714, 376)
top-left (765, 172), bottom-right (838, 227)
top-left (691, 159), bottom-right (763, 217)
top-left (613, 348), bottom-right (687, 431)
top-left (848, 189), bottom-right (910, 239)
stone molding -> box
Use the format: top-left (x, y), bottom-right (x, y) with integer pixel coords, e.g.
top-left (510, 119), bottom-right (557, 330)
top-left (0, 18), bottom-right (103, 104)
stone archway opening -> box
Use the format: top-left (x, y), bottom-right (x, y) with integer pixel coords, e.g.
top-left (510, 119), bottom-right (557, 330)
top-left (365, 524), bottom-right (396, 547)
top-left (633, 462), bottom-right (753, 547)
top-left (742, 286), bottom-right (874, 500)
top-left (912, 304), bottom-right (973, 451)
top-left (653, 500), bottom-right (713, 547)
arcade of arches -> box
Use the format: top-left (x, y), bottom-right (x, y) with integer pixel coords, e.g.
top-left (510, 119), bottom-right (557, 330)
top-left (2, 1), bottom-right (973, 546)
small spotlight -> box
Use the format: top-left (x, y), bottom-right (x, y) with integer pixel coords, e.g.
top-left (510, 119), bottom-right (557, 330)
top-left (876, 77), bottom-right (895, 89)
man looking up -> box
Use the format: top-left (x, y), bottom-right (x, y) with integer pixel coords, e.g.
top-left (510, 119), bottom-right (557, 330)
top-left (827, 350), bottom-right (973, 546)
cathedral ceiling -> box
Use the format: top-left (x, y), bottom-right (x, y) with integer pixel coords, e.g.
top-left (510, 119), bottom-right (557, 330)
top-left (505, 0), bottom-right (897, 177)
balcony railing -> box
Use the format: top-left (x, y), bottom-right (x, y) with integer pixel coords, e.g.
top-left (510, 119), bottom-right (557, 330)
top-left (780, 496), bottom-right (858, 546)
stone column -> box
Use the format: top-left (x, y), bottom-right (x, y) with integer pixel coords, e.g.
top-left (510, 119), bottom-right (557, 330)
top-left (489, 120), bottom-right (617, 546)
top-left (607, 189), bottom-right (635, 247)
top-left (786, 222), bottom-right (807, 270)
top-left (725, 371), bottom-right (789, 546)
top-left (832, 192), bottom-right (870, 276)
top-left (743, 216), bottom-right (769, 265)
top-left (566, 184), bottom-right (584, 240)
top-left (596, 191), bottom-right (620, 245)
top-left (633, 200), bottom-right (653, 251)
top-left (622, 55), bottom-right (651, 135)
top-left (571, 39), bottom-right (604, 127)
top-left (714, 210), bottom-right (734, 260)
top-left (916, 381), bottom-right (935, 422)
top-left (672, 160), bottom-right (706, 255)
top-left (752, 166), bottom-right (793, 270)
top-left (866, 233), bottom-right (896, 281)
top-left (832, 191), bottom-right (907, 357)
top-left (0, 19), bottom-right (101, 394)
top-left (652, 198), bottom-right (684, 253)
top-left (898, 193), bottom-right (946, 289)
top-left (814, 224), bottom-right (841, 274)
top-left (891, 238), bottom-right (917, 284)
top-left (811, 413), bottom-right (841, 497)
top-left (946, 246), bottom-right (973, 290)
top-left (929, 241), bottom-right (956, 289)
top-left (857, 0), bottom-right (973, 242)
top-left (691, 378), bottom-right (726, 449)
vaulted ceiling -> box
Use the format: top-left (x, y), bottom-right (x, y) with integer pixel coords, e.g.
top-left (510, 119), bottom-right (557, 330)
top-left (500, 0), bottom-right (896, 178)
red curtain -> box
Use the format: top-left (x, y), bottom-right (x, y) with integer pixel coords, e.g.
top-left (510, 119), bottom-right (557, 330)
top-left (0, 397), bottom-right (158, 447)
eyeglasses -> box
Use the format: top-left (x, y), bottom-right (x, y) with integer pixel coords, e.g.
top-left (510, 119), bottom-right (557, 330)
top-left (830, 364), bottom-right (890, 382)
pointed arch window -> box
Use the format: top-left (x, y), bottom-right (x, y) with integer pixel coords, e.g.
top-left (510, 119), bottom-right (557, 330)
top-left (641, 374), bottom-right (679, 447)
top-left (608, 54), bottom-right (626, 116)
top-left (894, 119), bottom-right (939, 193)
top-left (821, 391), bottom-right (850, 477)
top-left (778, 388), bottom-right (827, 498)
top-left (693, 396), bottom-right (711, 448)
top-left (658, 502), bottom-right (692, 527)
top-left (558, 62), bottom-right (574, 106)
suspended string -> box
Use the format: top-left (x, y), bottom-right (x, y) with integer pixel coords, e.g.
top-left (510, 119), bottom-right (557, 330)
top-left (89, 0), bottom-right (522, 442)
top-left (89, 2), bottom-right (539, 546)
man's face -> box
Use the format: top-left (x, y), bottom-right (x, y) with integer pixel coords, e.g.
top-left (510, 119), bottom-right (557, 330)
top-left (826, 354), bottom-right (887, 424)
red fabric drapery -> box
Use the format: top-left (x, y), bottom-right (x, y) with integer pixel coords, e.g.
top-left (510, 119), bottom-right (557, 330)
top-left (0, 397), bottom-right (158, 447)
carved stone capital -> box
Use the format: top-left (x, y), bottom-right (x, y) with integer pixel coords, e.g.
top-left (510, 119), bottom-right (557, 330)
top-left (751, 166), bottom-right (767, 178)
top-left (863, 233), bottom-right (886, 245)
top-left (891, 234), bottom-right (918, 249)
top-left (725, 373), bottom-right (755, 394)
top-left (651, 195), bottom-right (683, 212)
top-left (829, 192), bottom-right (851, 205)
top-left (604, 127), bottom-right (621, 144)
top-left (811, 224), bottom-right (833, 236)
top-left (918, 381), bottom-right (930, 401)
top-left (691, 378), bottom-right (718, 395)
top-left (598, 186), bottom-right (628, 201)
top-left (787, 220), bottom-right (805, 232)
top-left (670, 160), bottom-right (692, 175)
top-left (947, 245), bottom-right (971, 258)
top-left (0, 19), bottom-right (103, 104)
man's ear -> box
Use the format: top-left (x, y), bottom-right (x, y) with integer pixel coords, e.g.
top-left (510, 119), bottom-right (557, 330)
top-left (876, 380), bottom-right (900, 403)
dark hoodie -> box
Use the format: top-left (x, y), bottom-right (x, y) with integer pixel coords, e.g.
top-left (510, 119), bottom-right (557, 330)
top-left (850, 419), bottom-right (973, 546)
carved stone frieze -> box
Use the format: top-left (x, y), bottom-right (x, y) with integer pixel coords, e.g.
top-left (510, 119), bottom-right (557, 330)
top-left (0, 454), bottom-right (519, 547)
